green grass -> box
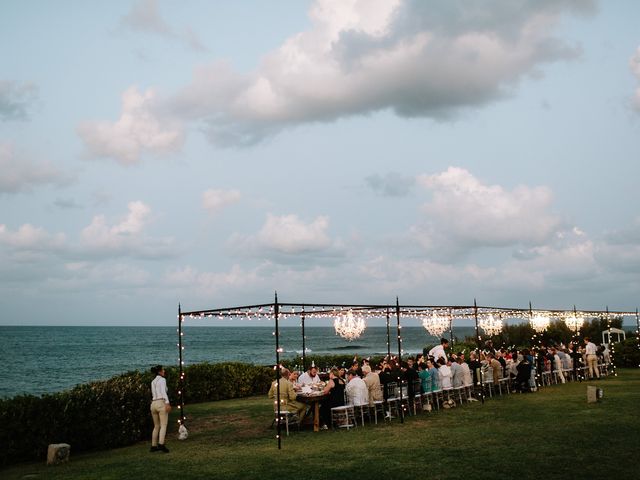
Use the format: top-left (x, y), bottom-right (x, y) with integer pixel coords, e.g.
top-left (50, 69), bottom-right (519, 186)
top-left (4, 369), bottom-right (640, 480)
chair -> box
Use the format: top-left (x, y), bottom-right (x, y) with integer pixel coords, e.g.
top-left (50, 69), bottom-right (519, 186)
top-left (384, 382), bottom-right (401, 420)
top-left (498, 376), bottom-right (511, 395)
top-left (411, 380), bottom-right (423, 414)
top-left (452, 385), bottom-right (466, 404)
top-left (272, 402), bottom-right (300, 436)
top-left (352, 402), bottom-right (370, 426)
top-left (331, 405), bottom-right (356, 430)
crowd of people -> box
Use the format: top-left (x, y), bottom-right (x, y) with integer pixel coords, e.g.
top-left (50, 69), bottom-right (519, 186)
top-left (267, 335), bottom-right (611, 430)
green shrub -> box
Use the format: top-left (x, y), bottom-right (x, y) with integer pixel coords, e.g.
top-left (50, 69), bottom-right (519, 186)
top-left (612, 337), bottom-right (640, 368)
top-left (0, 362), bottom-right (274, 467)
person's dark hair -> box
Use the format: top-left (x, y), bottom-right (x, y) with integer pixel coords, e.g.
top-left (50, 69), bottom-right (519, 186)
top-left (440, 338), bottom-right (449, 345)
top-left (437, 357), bottom-right (446, 366)
top-left (151, 365), bottom-right (163, 375)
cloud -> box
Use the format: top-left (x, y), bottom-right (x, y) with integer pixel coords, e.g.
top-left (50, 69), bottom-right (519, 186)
top-left (167, 0), bottom-right (592, 146)
top-left (0, 80), bottom-right (38, 121)
top-left (202, 188), bottom-right (241, 214)
top-left (228, 213), bottom-right (347, 264)
top-left (120, 0), bottom-right (208, 52)
top-left (53, 198), bottom-right (83, 210)
top-left (413, 167), bottom-right (562, 258)
top-left (80, 201), bottom-right (175, 258)
top-left (0, 142), bottom-right (74, 194)
top-left (365, 172), bottom-right (415, 197)
top-left (631, 46), bottom-right (640, 111)
top-left (0, 223), bottom-right (66, 251)
top-left (77, 86), bottom-right (184, 165)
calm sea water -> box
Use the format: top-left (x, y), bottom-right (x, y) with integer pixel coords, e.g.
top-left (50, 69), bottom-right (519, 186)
top-left (0, 326), bottom-right (478, 398)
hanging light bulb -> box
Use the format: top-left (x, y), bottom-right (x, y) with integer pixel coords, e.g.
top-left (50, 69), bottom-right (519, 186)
top-left (334, 310), bottom-right (366, 341)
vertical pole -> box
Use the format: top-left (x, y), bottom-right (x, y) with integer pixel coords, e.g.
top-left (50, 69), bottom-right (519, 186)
top-left (386, 307), bottom-right (391, 359)
top-left (396, 297), bottom-right (404, 423)
top-left (178, 303), bottom-right (185, 426)
top-left (301, 306), bottom-right (306, 372)
top-left (448, 308), bottom-right (454, 351)
top-left (474, 299), bottom-right (484, 404)
top-left (274, 292), bottom-right (282, 449)
top-left (605, 306), bottom-right (617, 377)
top-left (529, 301), bottom-right (540, 386)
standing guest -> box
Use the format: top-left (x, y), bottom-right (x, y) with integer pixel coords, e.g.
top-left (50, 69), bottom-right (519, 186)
top-left (362, 365), bottom-right (383, 405)
top-left (150, 365), bottom-right (171, 453)
top-left (346, 370), bottom-right (369, 406)
top-left (428, 338), bottom-right (449, 362)
top-left (319, 368), bottom-right (346, 429)
top-left (584, 337), bottom-right (600, 379)
top-left (298, 365), bottom-right (322, 385)
top-left (268, 368), bottom-right (306, 421)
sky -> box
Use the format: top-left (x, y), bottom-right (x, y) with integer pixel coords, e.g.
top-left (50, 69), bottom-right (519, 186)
top-left (1, 0), bottom-right (640, 326)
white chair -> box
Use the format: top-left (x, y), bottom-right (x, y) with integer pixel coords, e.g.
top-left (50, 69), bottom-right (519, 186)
top-left (331, 405), bottom-right (356, 430)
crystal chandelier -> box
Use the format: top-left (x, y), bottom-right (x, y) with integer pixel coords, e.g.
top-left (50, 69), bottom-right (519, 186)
top-left (563, 314), bottom-right (584, 333)
top-left (334, 310), bottom-right (366, 341)
top-left (422, 313), bottom-right (449, 337)
top-left (478, 314), bottom-right (503, 336)
top-left (530, 314), bottom-right (550, 333)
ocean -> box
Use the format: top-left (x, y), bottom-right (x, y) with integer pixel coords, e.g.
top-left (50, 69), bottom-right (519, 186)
top-left (0, 325), bottom-right (478, 398)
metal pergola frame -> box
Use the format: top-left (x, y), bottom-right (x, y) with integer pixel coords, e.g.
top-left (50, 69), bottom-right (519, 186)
top-left (175, 294), bottom-right (639, 449)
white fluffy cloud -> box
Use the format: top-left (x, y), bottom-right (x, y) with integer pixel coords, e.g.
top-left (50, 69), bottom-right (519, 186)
top-left (228, 213), bottom-right (344, 264)
top-left (0, 223), bottom-right (66, 251)
top-left (414, 167), bottom-right (562, 257)
top-left (631, 46), bottom-right (640, 111)
top-left (0, 80), bottom-right (38, 121)
top-left (0, 142), bottom-right (73, 194)
top-left (80, 201), bottom-right (175, 257)
top-left (77, 86), bottom-right (184, 165)
top-left (202, 189), bottom-right (241, 214)
top-left (167, 0), bottom-right (592, 146)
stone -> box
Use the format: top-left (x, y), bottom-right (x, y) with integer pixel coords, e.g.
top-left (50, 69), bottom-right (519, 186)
top-left (46, 443), bottom-right (70, 466)
top-left (587, 386), bottom-right (598, 403)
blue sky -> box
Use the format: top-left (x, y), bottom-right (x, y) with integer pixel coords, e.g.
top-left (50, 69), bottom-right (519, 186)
top-left (1, 0), bottom-right (639, 326)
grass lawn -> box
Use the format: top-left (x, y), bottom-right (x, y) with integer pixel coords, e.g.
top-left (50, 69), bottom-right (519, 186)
top-left (3, 369), bottom-right (639, 480)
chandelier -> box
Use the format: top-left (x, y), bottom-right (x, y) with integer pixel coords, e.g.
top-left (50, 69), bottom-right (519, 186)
top-left (563, 314), bottom-right (584, 333)
top-left (530, 314), bottom-right (550, 333)
top-left (334, 310), bottom-right (366, 341)
top-left (478, 314), bottom-right (503, 336)
top-left (422, 313), bottom-right (449, 337)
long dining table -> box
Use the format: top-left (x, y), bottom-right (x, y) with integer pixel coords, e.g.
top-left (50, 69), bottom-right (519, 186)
top-left (296, 391), bottom-right (328, 432)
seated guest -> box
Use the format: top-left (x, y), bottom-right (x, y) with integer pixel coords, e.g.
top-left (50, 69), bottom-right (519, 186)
top-left (427, 359), bottom-right (440, 392)
top-left (459, 356), bottom-right (472, 387)
top-left (450, 356), bottom-right (464, 388)
top-left (403, 357), bottom-right (420, 397)
top-left (362, 365), bottom-right (383, 405)
top-left (298, 365), bottom-right (322, 385)
top-left (268, 369), bottom-right (306, 421)
top-left (468, 352), bottom-right (482, 386)
top-left (319, 368), bottom-right (346, 429)
top-left (487, 353), bottom-right (502, 385)
top-left (289, 371), bottom-right (302, 391)
top-left (418, 362), bottom-right (431, 393)
top-left (437, 357), bottom-right (452, 390)
top-left (515, 354), bottom-right (532, 392)
top-left (345, 370), bottom-right (369, 406)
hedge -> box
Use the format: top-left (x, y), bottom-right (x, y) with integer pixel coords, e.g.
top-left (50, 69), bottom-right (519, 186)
top-left (0, 362), bottom-right (273, 468)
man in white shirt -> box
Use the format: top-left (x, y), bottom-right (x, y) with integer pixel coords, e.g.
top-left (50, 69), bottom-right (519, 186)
top-left (428, 338), bottom-right (449, 362)
top-left (298, 365), bottom-right (322, 385)
top-left (345, 371), bottom-right (369, 406)
top-left (584, 337), bottom-right (600, 379)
